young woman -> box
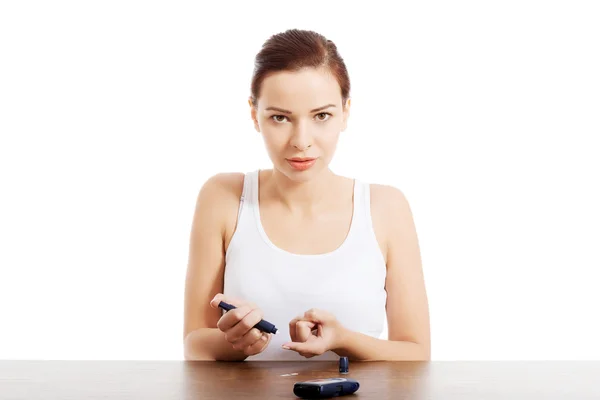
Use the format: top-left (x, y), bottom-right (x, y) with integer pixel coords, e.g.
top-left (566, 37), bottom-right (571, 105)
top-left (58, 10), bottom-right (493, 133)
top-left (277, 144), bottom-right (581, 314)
top-left (183, 29), bottom-right (430, 361)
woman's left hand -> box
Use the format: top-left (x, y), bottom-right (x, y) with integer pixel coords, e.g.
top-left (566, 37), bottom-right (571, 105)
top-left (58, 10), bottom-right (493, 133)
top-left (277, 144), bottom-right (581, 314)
top-left (283, 309), bottom-right (347, 358)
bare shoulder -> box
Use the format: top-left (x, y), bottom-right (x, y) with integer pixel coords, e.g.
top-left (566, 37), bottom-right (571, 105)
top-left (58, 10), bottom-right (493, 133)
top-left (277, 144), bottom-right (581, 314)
top-left (368, 183), bottom-right (414, 262)
top-left (197, 172), bottom-right (244, 209)
top-left (198, 172), bottom-right (246, 250)
top-left (370, 183), bottom-right (410, 212)
top-left (197, 172), bottom-right (245, 229)
top-left (200, 172), bottom-right (245, 197)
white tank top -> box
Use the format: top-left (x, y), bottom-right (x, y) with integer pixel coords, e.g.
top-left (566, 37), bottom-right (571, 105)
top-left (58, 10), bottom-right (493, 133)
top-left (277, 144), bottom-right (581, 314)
top-left (223, 170), bottom-right (387, 360)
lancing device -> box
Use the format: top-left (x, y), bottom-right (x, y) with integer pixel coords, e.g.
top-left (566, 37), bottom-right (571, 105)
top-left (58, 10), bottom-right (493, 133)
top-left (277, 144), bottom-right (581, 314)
top-left (218, 301), bottom-right (278, 334)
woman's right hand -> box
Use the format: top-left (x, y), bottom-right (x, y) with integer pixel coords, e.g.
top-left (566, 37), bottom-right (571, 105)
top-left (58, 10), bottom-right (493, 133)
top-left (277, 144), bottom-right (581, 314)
top-left (210, 293), bottom-right (272, 357)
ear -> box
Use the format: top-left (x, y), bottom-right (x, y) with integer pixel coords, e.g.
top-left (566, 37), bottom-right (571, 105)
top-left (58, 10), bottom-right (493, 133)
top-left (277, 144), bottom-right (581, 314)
top-left (341, 98), bottom-right (351, 132)
top-left (248, 97), bottom-right (260, 133)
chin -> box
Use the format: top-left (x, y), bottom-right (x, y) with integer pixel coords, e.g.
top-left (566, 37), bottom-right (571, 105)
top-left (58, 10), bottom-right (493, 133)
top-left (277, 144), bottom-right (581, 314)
top-left (276, 161), bottom-right (323, 182)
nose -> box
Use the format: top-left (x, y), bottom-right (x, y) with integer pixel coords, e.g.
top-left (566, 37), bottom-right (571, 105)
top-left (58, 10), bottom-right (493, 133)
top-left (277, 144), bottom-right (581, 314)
top-left (289, 120), bottom-right (312, 150)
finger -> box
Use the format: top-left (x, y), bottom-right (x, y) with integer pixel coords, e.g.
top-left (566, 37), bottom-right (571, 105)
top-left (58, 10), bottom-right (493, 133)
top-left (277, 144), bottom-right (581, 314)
top-left (289, 314), bottom-right (304, 342)
top-left (296, 320), bottom-right (316, 343)
top-left (217, 305), bottom-right (253, 333)
top-left (231, 327), bottom-right (262, 350)
top-left (289, 313), bottom-right (317, 343)
top-left (244, 333), bottom-right (270, 356)
top-left (224, 308), bottom-right (264, 342)
top-left (303, 308), bottom-right (326, 323)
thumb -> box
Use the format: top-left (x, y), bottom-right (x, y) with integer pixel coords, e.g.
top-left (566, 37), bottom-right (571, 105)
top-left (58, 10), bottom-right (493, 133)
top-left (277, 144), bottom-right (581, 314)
top-left (282, 340), bottom-right (310, 352)
top-left (282, 338), bottom-right (326, 355)
top-left (209, 294), bottom-right (248, 309)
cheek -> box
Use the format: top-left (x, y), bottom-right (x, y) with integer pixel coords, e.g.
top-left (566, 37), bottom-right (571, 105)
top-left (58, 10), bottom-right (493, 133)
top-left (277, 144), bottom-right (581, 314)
top-left (318, 130), bottom-right (341, 147)
top-left (261, 130), bottom-right (288, 151)
top-left (318, 120), bottom-right (343, 137)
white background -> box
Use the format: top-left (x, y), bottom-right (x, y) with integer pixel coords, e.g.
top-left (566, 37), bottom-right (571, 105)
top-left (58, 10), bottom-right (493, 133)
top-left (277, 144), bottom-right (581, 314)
top-left (1, 1), bottom-right (598, 360)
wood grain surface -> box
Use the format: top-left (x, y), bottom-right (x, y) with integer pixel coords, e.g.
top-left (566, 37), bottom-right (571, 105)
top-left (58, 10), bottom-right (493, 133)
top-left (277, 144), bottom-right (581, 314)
top-left (1, 360), bottom-right (599, 399)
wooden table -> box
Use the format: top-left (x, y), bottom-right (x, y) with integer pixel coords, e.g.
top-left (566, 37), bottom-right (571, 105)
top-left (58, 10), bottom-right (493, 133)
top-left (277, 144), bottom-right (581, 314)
top-left (1, 360), bottom-right (599, 399)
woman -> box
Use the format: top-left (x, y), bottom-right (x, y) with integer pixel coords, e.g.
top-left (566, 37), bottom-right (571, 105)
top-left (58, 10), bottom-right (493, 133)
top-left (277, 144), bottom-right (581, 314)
top-left (183, 29), bottom-right (430, 361)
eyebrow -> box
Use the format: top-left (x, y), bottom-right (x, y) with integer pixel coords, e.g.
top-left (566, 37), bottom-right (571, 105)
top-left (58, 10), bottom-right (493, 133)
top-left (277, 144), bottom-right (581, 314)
top-left (264, 104), bottom-right (336, 114)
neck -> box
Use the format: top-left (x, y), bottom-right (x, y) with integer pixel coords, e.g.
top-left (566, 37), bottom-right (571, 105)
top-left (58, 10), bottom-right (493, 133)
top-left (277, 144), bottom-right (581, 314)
top-left (263, 168), bottom-right (339, 214)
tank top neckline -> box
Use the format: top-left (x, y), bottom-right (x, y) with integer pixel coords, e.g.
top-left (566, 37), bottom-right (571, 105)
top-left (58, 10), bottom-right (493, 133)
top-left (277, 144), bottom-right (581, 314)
top-left (251, 169), bottom-right (359, 259)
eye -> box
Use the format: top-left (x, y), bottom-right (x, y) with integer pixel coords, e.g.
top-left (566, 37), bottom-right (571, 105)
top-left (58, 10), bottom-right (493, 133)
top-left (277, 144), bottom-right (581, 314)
top-left (315, 112), bottom-right (332, 121)
top-left (271, 115), bottom-right (288, 123)
top-left (270, 112), bottom-right (332, 124)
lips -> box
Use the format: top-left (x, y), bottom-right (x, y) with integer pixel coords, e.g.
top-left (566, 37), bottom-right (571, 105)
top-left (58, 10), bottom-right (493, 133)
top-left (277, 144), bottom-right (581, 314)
top-left (287, 158), bottom-right (316, 162)
top-left (286, 157), bottom-right (317, 171)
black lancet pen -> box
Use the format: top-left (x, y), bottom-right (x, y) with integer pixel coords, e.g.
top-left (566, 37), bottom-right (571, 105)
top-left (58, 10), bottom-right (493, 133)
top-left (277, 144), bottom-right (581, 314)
top-left (218, 301), bottom-right (278, 334)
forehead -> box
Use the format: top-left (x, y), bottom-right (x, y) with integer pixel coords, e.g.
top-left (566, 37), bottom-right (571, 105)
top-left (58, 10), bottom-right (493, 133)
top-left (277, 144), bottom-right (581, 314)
top-left (258, 67), bottom-right (341, 109)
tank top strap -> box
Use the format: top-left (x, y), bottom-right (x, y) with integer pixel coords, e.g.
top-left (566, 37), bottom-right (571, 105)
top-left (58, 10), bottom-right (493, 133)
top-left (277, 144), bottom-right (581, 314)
top-left (234, 169), bottom-right (255, 223)
top-left (349, 178), bottom-right (367, 230)
top-left (348, 178), bottom-right (381, 255)
top-left (250, 169), bottom-right (260, 210)
top-left (359, 179), bottom-right (375, 231)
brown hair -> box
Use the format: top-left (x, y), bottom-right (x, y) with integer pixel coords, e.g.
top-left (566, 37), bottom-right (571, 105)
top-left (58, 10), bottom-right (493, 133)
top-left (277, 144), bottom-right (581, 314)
top-left (250, 29), bottom-right (351, 107)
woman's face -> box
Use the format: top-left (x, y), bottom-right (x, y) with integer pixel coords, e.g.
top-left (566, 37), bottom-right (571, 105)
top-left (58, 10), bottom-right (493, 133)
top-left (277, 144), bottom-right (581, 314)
top-left (250, 67), bottom-right (350, 182)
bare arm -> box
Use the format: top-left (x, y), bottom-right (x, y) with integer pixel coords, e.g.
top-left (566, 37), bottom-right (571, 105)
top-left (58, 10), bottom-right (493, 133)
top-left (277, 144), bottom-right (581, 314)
top-left (333, 331), bottom-right (428, 361)
top-left (336, 185), bottom-right (431, 360)
top-left (183, 173), bottom-right (248, 361)
top-left (184, 328), bottom-right (247, 361)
